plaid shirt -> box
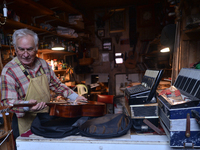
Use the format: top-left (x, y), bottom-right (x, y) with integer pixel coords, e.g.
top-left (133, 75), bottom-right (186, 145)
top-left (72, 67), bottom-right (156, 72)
top-left (1, 57), bottom-right (76, 117)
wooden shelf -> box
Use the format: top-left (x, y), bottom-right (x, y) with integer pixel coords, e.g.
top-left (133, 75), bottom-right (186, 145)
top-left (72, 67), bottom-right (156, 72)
top-left (5, 0), bottom-right (81, 17)
top-left (34, 15), bottom-right (85, 32)
top-left (54, 69), bottom-right (67, 72)
top-left (184, 26), bottom-right (200, 34)
top-left (6, 19), bottom-right (45, 33)
top-left (0, 46), bottom-right (77, 58)
top-left (0, 0), bottom-right (93, 63)
top-left (38, 49), bottom-right (76, 56)
top-left (4, 19), bottom-right (91, 44)
top-left (3, 0), bottom-right (89, 33)
top-left (5, 19), bottom-right (78, 40)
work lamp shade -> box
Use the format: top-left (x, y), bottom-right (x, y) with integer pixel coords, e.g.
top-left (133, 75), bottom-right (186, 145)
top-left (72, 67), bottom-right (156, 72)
top-left (51, 41), bottom-right (65, 50)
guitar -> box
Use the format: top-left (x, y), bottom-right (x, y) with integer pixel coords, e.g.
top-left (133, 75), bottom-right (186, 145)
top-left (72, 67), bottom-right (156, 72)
top-left (0, 101), bottom-right (106, 118)
top-left (124, 51), bottom-right (137, 69)
top-left (79, 52), bottom-right (93, 66)
top-left (124, 33), bottom-right (142, 69)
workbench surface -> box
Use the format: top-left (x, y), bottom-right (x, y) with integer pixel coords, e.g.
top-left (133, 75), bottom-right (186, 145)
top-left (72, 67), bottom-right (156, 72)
top-left (16, 131), bottom-right (173, 150)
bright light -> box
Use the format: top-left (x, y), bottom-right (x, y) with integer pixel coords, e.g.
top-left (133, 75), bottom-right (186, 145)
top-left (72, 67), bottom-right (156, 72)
top-left (115, 53), bottom-right (122, 56)
top-left (51, 47), bottom-right (65, 50)
top-left (115, 53), bottom-right (123, 64)
top-left (115, 58), bottom-right (123, 64)
top-left (51, 60), bottom-right (54, 70)
top-left (160, 47), bottom-right (170, 53)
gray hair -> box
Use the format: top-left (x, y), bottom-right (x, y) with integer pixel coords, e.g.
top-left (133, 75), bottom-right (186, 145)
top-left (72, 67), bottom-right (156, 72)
top-left (12, 28), bottom-right (39, 50)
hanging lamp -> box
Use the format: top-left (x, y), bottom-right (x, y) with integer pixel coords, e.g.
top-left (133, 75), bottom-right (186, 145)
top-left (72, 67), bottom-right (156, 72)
top-left (51, 38), bottom-right (65, 50)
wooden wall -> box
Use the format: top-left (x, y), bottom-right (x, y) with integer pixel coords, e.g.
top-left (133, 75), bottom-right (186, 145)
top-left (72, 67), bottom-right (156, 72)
top-left (171, 1), bottom-right (200, 83)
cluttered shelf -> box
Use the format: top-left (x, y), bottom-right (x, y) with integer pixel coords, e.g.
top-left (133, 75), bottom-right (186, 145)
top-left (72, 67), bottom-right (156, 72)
top-left (182, 26), bottom-right (200, 40)
top-left (0, 46), bottom-right (77, 57)
top-left (54, 69), bottom-right (67, 72)
top-left (34, 15), bottom-right (85, 32)
top-left (4, 0), bottom-right (86, 30)
top-left (4, 18), bottom-right (92, 44)
top-left (37, 49), bottom-right (76, 56)
top-left (184, 28), bottom-right (200, 34)
top-left (184, 26), bottom-right (200, 34)
top-left (1, 0), bottom-right (92, 45)
top-left (5, 19), bottom-right (78, 40)
top-left (184, 19), bottom-right (200, 35)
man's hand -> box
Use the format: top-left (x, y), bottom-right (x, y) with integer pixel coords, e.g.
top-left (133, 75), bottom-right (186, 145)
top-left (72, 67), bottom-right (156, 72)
top-left (75, 95), bottom-right (88, 103)
top-left (29, 99), bottom-right (47, 111)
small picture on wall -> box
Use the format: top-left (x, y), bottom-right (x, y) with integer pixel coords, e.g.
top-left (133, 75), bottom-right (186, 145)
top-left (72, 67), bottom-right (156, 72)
top-left (102, 38), bottom-right (112, 51)
top-left (109, 8), bottom-right (125, 33)
top-left (97, 29), bottom-right (105, 37)
top-left (102, 53), bottom-right (109, 62)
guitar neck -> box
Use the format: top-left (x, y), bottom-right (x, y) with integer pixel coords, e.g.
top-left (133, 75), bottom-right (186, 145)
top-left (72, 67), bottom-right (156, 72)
top-left (13, 102), bottom-right (68, 107)
top-left (0, 102), bottom-right (65, 113)
top-left (12, 103), bottom-right (37, 107)
top-left (0, 103), bottom-right (38, 113)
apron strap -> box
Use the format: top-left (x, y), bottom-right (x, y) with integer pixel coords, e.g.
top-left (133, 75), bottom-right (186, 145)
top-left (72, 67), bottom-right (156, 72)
top-left (15, 58), bottom-right (31, 79)
top-left (15, 58), bottom-right (45, 79)
top-left (39, 67), bottom-right (44, 74)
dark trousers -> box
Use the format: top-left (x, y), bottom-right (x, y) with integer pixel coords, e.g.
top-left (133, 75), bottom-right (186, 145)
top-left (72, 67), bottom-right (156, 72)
top-left (12, 113), bottom-right (19, 150)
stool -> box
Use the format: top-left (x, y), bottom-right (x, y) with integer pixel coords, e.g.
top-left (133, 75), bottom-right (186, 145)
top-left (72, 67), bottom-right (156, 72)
top-left (97, 95), bottom-right (114, 114)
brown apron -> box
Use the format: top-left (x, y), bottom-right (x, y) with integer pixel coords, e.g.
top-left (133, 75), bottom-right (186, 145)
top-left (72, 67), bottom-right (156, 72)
top-left (15, 58), bottom-right (50, 135)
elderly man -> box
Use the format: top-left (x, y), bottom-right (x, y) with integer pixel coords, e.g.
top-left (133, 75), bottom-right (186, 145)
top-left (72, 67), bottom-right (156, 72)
top-left (1, 28), bottom-right (87, 139)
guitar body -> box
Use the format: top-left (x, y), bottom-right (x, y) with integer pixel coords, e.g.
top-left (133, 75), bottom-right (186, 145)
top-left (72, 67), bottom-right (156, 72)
top-left (124, 51), bottom-right (137, 69)
top-left (124, 35), bottom-right (142, 69)
top-left (48, 101), bottom-right (106, 118)
top-left (49, 104), bottom-right (82, 118)
top-left (81, 101), bottom-right (106, 117)
top-left (0, 101), bottom-right (106, 118)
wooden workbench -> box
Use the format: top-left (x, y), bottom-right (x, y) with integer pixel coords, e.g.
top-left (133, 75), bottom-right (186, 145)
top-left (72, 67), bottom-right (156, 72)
top-left (16, 130), bottom-right (172, 150)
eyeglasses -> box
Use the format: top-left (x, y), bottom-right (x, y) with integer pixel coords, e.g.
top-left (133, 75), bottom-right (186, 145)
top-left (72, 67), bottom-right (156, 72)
top-left (17, 47), bottom-right (36, 53)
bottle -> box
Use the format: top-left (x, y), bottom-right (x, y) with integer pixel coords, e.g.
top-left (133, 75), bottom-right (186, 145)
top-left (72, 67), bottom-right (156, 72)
top-left (51, 60), bottom-right (54, 70)
top-left (54, 59), bottom-right (58, 70)
top-left (62, 60), bottom-right (67, 69)
top-left (69, 41), bottom-right (73, 52)
top-left (58, 61), bottom-right (62, 70)
top-left (39, 42), bottom-right (44, 49)
top-left (7, 34), bottom-right (12, 45)
top-left (75, 42), bottom-right (79, 53)
top-left (3, 1), bottom-right (7, 18)
top-left (67, 41), bottom-right (71, 52)
top-left (72, 41), bottom-right (75, 52)
top-left (44, 42), bottom-right (49, 49)
top-left (65, 40), bottom-right (68, 51)
top-left (57, 74), bottom-right (61, 80)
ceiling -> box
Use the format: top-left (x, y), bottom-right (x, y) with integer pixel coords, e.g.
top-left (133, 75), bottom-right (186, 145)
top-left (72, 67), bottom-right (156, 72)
top-left (68, 0), bottom-right (161, 10)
